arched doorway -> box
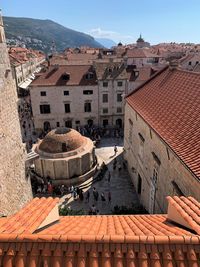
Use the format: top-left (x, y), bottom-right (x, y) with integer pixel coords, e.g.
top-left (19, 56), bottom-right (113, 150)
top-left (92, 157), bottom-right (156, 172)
top-left (116, 118), bottom-right (122, 128)
top-left (43, 121), bottom-right (51, 132)
top-left (87, 119), bottom-right (93, 127)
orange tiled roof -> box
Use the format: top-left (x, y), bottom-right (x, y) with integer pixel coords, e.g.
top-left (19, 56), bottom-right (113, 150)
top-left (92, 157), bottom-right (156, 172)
top-left (30, 65), bottom-right (97, 87)
top-left (0, 197), bottom-right (59, 234)
top-left (126, 48), bottom-right (160, 58)
top-left (126, 66), bottom-right (200, 179)
top-left (0, 197), bottom-right (200, 266)
top-left (167, 196), bottom-right (200, 234)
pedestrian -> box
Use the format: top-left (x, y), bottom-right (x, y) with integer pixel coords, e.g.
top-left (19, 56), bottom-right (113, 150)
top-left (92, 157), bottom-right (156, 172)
top-left (91, 204), bottom-right (97, 215)
top-left (114, 145), bottom-right (118, 155)
top-left (118, 163), bottom-right (122, 172)
top-left (86, 191), bottom-right (90, 202)
top-left (95, 190), bottom-right (99, 201)
top-left (108, 191), bottom-right (111, 203)
top-left (101, 192), bottom-right (106, 202)
top-left (113, 158), bottom-right (117, 170)
top-left (73, 190), bottom-right (77, 200)
top-left (93, 187), bottom-right (96, 200)
top-left (108, 171), bottom-right (111, 182)
top-left (60, 185), bottom-right (65, 196)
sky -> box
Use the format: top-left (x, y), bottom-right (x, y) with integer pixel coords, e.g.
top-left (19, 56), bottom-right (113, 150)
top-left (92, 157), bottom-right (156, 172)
top-left (1, 0), bottom-right (200, 45)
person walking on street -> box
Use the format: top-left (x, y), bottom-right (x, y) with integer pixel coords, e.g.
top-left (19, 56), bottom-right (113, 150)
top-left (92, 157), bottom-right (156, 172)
top-left (86, 191), bottom-right (90, 202)
top-left (108, 171), bottom-right (111, 182)
top-left (118, 162), bottom-right (122, 172)
top-left (114, 145), bottom-right (118, 155)
top-left (108, 191), bottom-right (111, 203)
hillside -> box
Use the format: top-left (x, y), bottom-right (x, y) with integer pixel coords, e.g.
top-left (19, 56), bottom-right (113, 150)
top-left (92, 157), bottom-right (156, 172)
top-left (95, 38), bottom-right (117, 48)
top-left (3, 16), bottom-right (103, 52)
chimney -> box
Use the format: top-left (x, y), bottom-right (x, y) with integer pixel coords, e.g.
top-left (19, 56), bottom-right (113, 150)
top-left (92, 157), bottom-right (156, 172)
top-left (169, 59), bottom-right (179, 70)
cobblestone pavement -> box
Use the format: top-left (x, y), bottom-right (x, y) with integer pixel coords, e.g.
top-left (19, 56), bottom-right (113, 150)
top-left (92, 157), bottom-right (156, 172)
top-left (60, 137), bottom-right (139, 215)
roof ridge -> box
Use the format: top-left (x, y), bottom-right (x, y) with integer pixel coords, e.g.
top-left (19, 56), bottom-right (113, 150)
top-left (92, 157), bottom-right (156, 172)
top-left (126, 65), bottom-right (168, 98)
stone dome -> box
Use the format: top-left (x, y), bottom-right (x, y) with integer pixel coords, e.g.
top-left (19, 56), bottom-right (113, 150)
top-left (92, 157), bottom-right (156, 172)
top-left (39, 127), bottom-right (86, 154)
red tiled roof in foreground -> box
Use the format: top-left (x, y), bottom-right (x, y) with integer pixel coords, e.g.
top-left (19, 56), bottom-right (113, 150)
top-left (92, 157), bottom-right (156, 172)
top-left (167, 196), bottom-right (200, 235)
top-left (126, 66), bottom-right (200, 179)
top-left (0, 197), bottom-right (200, 266)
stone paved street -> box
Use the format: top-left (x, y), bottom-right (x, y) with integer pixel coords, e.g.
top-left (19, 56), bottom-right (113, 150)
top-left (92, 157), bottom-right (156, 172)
top-left (60, 137), bottom-right (139, 215)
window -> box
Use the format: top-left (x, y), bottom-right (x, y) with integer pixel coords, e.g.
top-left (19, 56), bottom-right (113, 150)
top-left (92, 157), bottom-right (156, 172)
top-left (138, 133), bottom-right (145, 160)
top-left (128, 119), bottom-right (133, 143)
top-left (103, 108), bottom-right (108, 114)
top-left (83, 90), bottom-right (93, 95)
top-left (102, 94), bottom-right (108, 103)
top-left (117, 107), bottom-right (122, 113)
top-left (85, 72), bottom-right (94, 80)
top-left (117, 93), bottom-right (122, 102)
top-left (75, 120), bottom-right (80, 124)
top-left (117, 81), bottom-right (123, 87)
top-left (134, 71), bottom-right (139, 77)
top-left (40, 91), bottom-right (46, 96)
top-left (62, 73), bottom-right (70, 81)
top-left (64, 90), bottom-right (69, 96)
top-left (64, 103), bottom-right (70, 113)
top-left (103, 119), bottom-right (108, 127)
top-left (40, 104), bottom-right (50, 114)
top-left (152, 168), bottom-right (158, 186)
top-left (103, 81), bottom-right (108, 87)
top-left (84, 102), bottom-right (91, 112)
top-left (65, 120), bottom-right (72, 128)
top-left (137, 174), bottom-right (142, 194)
top-left (196, 61), bottom-right (199, 65)
top-left (56, 122), bottom-right (60, 127)
top-left (188, 61), bottom-right (192, 65)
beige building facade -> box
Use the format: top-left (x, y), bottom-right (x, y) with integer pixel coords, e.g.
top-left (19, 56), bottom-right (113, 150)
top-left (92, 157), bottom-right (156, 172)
top-left (124, 104), bottom-right (200, 214)
top-left (124, 65), bottom-right (200, 214)
top-left (30, 65), bottom-right (99, 132)
top-left (0, 15), bottom-right (32, 216)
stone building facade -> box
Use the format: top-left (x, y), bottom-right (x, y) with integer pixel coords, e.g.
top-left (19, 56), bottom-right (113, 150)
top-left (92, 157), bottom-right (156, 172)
top-left (0, 15), bottom-right (32, 216)
top-left (33, 127), bottom-right (96, 185)
top-left (30, 65), bottom-right (99, 132)
top-left (124, 65), bottom-right (200, 214)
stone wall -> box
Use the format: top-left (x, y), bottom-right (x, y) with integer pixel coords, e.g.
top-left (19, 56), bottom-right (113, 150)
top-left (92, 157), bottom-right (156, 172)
top-left (124, 103), bottom-right (200, 213)
top-left (0, 22), bottom-right (32, 215)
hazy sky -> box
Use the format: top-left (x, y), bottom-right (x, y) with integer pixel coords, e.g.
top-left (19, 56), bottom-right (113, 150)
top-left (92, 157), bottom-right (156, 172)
top-left (1, 0), bottom-right (200, 44)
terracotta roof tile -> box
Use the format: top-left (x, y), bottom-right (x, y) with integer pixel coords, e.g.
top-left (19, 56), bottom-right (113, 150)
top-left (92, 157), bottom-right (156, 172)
top-left (126, 66), bottom-right (200, 179)
top-left (0, 197), bottom-right (200, 266)
top-left (30, 65), bottom-right (97, 86)
top-left (167, 196), bottom-right (200, 234)
top-left (0, 197), bottom-right (59, 234)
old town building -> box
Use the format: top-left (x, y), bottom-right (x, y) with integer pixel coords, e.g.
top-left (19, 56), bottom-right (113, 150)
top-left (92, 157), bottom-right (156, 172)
top-left (30, 64), bottom-right (98, 132)
top-left (0, 15), bottom-right (32, 216)
top-left (0, 196), bottom-right (199, 266)
top-left (179, 52), bottom-right (200, 71)
top-left (94, 60), bottom-right (129, 128)
top-left (124, 63), bottom-right (200, 214)
top-left (9, 47), bottom-right (45, 95)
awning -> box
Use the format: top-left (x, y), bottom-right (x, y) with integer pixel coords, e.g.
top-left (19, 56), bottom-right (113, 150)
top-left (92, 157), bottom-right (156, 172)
top-left (19, 79), bottom-right (33, 89)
